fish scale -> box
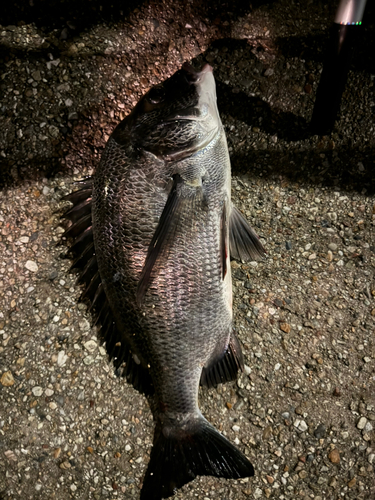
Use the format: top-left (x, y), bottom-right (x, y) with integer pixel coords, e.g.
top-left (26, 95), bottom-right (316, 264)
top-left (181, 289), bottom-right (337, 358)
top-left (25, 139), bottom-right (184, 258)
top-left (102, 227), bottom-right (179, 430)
top-left (63, 62), bottom-right (266, 499)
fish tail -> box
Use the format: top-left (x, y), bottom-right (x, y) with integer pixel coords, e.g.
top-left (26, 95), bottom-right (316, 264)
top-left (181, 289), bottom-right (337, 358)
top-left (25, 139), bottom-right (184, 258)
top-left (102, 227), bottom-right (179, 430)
top-left (140, 415), bottom-right (254, 500)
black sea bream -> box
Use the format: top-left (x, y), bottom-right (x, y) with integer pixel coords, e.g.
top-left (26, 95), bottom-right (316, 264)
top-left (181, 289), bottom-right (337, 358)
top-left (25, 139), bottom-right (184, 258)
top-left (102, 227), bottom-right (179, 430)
top-left (63, 62), bottom-right (265, 499)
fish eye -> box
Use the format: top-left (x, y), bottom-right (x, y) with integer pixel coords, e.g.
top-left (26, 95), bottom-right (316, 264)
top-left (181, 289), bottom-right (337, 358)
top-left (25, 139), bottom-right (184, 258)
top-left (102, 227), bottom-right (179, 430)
top-left (147, 85), bottom-right (165, 104)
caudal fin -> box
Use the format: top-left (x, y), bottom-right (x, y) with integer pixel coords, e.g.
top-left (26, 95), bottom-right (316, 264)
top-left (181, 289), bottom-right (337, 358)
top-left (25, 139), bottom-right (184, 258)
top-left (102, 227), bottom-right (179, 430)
top-left (140, 416), bottom-right (254, 500)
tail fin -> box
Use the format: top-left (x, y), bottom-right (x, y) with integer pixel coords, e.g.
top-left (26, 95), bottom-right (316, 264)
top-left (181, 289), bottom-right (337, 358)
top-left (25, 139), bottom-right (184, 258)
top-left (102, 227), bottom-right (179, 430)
top-left (140, 416), bottom-right (254, 500)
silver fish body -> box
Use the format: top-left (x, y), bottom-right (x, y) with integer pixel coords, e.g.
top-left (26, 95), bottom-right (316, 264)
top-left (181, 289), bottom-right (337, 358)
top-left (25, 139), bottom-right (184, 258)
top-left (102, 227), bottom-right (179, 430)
top-left (63, 63), bottom-right (265, 499)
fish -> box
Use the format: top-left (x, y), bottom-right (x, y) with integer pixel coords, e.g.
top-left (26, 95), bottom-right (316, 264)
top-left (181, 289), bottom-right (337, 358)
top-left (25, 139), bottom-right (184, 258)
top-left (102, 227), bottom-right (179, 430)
top-left (62, 62), bottom-right (266, 499)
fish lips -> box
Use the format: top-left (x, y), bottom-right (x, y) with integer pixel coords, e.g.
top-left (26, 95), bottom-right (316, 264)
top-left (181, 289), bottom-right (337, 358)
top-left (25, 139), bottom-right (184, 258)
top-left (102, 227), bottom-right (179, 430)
top-left (182, 61), bottom-right (213, 83)
top-left (165, 63), bottom-right (216, 123)
top-left (164, 104), bottom-right (209, 122)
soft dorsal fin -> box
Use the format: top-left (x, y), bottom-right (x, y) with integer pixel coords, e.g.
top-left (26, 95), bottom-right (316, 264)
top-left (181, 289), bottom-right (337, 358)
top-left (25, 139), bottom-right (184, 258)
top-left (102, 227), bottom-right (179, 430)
top-left (62, 180), bottom-right (153, 396)
top-left (229, 205), bottom-right (266, 262)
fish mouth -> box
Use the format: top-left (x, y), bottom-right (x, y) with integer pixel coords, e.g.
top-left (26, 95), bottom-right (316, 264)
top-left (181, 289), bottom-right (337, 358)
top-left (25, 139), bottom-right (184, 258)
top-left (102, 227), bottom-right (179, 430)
top-left (165, 104), bottom-right (209, 122)
top-left (181, 62), bottom-right (213, 83)
top-left (165, 62), bottom-right (217, 123)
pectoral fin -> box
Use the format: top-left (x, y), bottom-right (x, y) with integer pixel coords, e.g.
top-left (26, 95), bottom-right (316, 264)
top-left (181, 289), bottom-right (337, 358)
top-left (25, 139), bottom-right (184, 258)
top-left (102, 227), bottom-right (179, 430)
top-left (229, 205), bottom-right (266, 262)
top-left (136, 174), bottom-right (202, 306)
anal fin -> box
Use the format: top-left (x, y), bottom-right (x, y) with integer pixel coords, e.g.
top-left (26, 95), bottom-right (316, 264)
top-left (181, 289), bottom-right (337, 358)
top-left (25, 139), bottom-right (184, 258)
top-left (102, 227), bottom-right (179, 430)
top-left (200, 332), bottom-right (244, 389)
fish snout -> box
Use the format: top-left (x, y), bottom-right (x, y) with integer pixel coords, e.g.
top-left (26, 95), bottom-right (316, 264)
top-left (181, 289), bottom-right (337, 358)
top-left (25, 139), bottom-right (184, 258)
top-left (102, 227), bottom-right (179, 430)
top-left (182, 62), bottom-right (213, 83)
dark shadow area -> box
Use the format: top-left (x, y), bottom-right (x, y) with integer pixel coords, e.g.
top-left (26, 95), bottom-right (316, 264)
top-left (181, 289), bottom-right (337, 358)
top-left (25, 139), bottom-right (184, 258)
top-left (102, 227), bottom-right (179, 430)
top-left (230, 147), bottom-right (375, 196)
top-left (276, 33), bottom-right (328, 63)
top-left (193, 38), bottom-right (310, 142)
top-left (203, 0), bottom-right (277, 22)
top-left (1, 0), bottom-right (147, 32)
top-left (197, 38), bottom-right (308, 143)
top-left (216, 79), bottom-right (309, 141)
top-left (1, 0), bottom-right (276, 33)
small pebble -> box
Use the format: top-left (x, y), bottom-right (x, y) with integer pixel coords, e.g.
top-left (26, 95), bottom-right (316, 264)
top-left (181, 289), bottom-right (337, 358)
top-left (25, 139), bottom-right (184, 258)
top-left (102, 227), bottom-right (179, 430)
top-left (328, 449), bottom-right (340, 464)
top-left (364, 421), bottom-right (373, 433)
top-left (32, 70), bottom-right (41, 81)
top-left (56, 395), bottom-right (65, 406)
top-left (298, 420), bottom-right (308, 432)
top-left (357, 417), bottom-right (367, 430)
top-left (84, 340), bottom-right (97, 353)
top-left (314, 424), bottom-right (326, 439)
top-left (253, 488), bottom-right (262, 499)
top-left (83, 355), bottom-right (95, 365)
top-left (57, 350), bottom-right (68, 367)
top-left (348, 477), bottom-right (356, 487)
top-left (25, 260), bottom-right (38, 272)
top-left (60, 461), bottom-right (71, 469)
top-left (279, 322), bottom-right (291, 333)
top-left (1, 371), bottom-right (15, 387)
top-left (49, 270), bottom-right (58, 280)
top-left (32, 386), bottom-right (43, 397)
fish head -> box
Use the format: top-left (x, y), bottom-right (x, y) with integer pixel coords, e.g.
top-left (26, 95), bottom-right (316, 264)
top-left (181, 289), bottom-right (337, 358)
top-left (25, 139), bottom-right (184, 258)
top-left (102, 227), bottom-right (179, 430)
top-left (113, 63), bottom-right (221, 161)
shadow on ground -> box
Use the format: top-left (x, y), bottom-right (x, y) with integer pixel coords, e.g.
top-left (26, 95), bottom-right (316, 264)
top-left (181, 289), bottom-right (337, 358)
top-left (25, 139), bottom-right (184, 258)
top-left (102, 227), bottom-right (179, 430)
top-left (1, 0), bottom-right (277, 33)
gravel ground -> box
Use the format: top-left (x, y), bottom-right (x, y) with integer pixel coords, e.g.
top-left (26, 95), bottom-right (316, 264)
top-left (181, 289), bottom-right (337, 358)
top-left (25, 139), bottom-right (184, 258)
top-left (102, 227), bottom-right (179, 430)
top-left (1, 1), bottom-right (375, 499)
